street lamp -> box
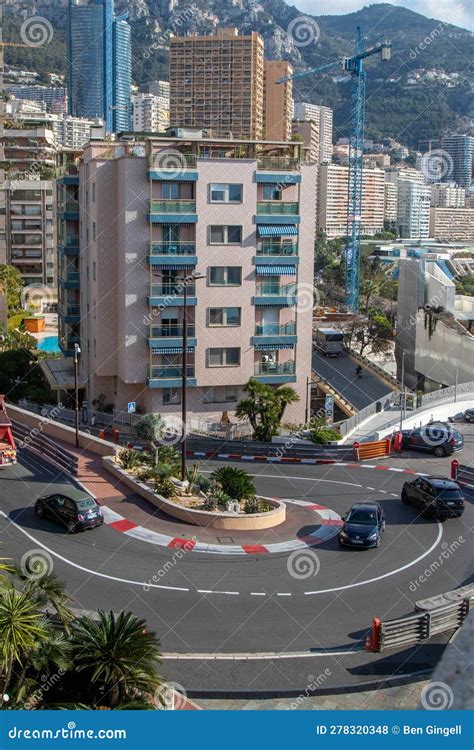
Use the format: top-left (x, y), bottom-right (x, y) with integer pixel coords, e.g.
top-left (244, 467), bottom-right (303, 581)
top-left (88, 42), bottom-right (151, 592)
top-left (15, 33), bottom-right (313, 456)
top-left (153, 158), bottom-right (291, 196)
top-left (74, 343), bottom-right (81, 448)
top-left (304, 375), bottom-right (312, 425)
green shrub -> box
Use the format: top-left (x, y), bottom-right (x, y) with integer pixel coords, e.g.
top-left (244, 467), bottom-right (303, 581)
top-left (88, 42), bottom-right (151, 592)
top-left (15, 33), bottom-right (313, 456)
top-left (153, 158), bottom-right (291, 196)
top-left (244, 497), bottom-right (261, 514)
top-left (310, 428), bottom-right (341, 444)
top-left (210, 466), bottom-right (256, 501)
top-left (154, 477), bottom-right (177, 499)
top-left (118, 448), bottom-right (140, 471)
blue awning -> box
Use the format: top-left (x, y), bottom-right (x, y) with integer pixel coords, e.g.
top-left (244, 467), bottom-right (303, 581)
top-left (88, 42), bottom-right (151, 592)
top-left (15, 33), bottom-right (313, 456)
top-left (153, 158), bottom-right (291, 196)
top-left (152, 346), bottom-right (195, 355)
top-left (255, 343), bottom-right (294, 351)
top-left (256, 265), bottom-right (297, 276)
top-left (257, 225), bottom-right (298, 237)
top-left (149, 262), bottom-right (195, 270)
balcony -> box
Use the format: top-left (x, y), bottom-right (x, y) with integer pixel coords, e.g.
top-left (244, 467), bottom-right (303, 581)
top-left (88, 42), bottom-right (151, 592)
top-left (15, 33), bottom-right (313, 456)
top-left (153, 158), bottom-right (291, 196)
top-left (253, 283), bottom-right (297, 306)
top-left (252, 322), bottom-right (297, 348)
top-left (58, 235), bottom-right (80, 255)
top-left (148, 242), bottom-right (197, 268)
top-left (148, 153), bottom-right (198, 182)
top-left (257, 202), bottom-right (299, 215)
top-left (254, 360), bottom-right (296, 384)
top-left (57, 200), bottom-right (79, 220)
top-left (256, 157), bottom-right (299, 172)
top-left (148, 365), bottom-right (196, 389)
top-left (148, 284), bottom-right (197, 308)
top-left (149, 324), bottom-right (197, 351)
top-left (254, 242), bottom-right (299, 267)
top-left (59, 270), bottom-right (80, 290)
top-left (59, 303), bottom-right (80, 322)
top-left (148, 200), bottom-right (197, 224)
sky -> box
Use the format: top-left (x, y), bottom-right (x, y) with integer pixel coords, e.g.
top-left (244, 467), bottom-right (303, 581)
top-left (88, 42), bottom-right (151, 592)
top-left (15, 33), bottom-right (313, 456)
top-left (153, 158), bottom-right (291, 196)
top-left (294, 0), bottom-right (474, 31)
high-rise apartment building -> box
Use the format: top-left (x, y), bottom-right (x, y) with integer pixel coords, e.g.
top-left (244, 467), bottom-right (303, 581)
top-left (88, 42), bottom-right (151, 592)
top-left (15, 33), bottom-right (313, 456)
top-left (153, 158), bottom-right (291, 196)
top-left (431, 183), bottom-right (466, 208)
top-left (317, 164), bottom-right (385, 238)
top-left (67, 0), bottom-right (131, 131)
top-left (293, 102), bottom-right (333, 164)
top-left (292, 120), bottom-right (319, 162)
top-left (440, 135), bottom-right (474, 188)
top-left (144, 80), bottom-right (170, 99)
top-left (429, 207), bottom-right (474, 242)
top-left (57, 171), bottom-right (80, 356)
top-left (4, 84), bottom-right (67, 113)
top-left (396, 178), bottom-right (431, 239)
top-left (384, 180), bottom-right (398, 223)
top-left (169, 28), bottom-right (265, 139)
top-left (264, 61), bottom-right (293, 141)
top-left (132, 93), bottom-right (170, 133)
top-left (72, 134), bottom-right (316, 424)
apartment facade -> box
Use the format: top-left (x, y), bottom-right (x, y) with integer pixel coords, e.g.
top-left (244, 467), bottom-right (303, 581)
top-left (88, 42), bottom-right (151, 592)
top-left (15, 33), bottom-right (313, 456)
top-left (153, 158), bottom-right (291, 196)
top-left (396, 178), bottom-right (431, 239)
top-left (429, 207), bottom-right (474, 242)
top-left (264, 61), bottom-right (293, 142)
top-left (132, 93), bottom-right (170, 133)
top-left (317, 164), bottom-right (385, 238)
top-left (292, 120), bottom-right (319, 162)
top-left (169, 28), bottom-right (265, 139)
top-left (293, 102), bottom-right (333, 164)
top-left (57, 172), bottom-right (80, 356)
top-left (4, 84), bottom-right (67, 113)
top-left (384, 180), bottom-right (398, 223)
top-left (440, 134), bottom-right (474, 189)
top-left (431, 183), bottom-right (466, 208)
top-left (76, 136), bottom-right (316, 423)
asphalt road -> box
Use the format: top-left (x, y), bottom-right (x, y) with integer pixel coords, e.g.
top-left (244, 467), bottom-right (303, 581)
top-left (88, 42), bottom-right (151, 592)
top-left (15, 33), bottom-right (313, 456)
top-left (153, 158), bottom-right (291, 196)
top-left (0, 432), bottom-right (472, 695)
top-left (312, 349), bottom-right (393, 409)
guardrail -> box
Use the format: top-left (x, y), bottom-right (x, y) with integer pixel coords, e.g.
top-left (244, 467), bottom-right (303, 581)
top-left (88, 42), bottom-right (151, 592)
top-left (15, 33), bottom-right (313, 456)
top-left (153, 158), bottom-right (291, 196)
top-left (335, 391), bottom-right (400, 438)
top-left (365, 587), bottom-right (474, 652)
top-left (451, 461), bottom-right (474, 488)
top-left (187, 436), bottom-right (356, 462)
top-left (12, 421), bottom-right (78, 476)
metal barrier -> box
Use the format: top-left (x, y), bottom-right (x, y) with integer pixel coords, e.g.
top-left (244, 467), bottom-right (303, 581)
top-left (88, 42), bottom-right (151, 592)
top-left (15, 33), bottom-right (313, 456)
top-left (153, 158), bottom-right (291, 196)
top-left (366, 588), bottom-right (473, 652)
top-left (451, 460), bottom-right (474, 488)
top-left (12, 421), bottom-right (78, 476)
top-left (186, 436), bottom-right (356, 462)
top-left (336, 391), bottom-right (400, 438)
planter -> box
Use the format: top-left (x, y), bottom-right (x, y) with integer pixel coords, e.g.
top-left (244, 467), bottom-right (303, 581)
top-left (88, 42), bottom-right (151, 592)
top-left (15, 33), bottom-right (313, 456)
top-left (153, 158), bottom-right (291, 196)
top-left (103, 456), bottom-right (286, 530)
top-left (23, 316), bottom-right (45, 333)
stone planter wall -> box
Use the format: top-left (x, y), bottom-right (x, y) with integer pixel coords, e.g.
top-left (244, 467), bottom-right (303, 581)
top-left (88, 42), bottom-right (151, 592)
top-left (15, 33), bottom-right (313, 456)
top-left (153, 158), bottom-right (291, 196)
top-left (102, 456), bottom-right (286, 530)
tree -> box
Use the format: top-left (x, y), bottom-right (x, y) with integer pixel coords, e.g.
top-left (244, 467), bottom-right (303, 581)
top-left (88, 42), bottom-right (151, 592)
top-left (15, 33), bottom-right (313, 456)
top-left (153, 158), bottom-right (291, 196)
top-left (343, 309), bottom-right (393, 357)
top-left (0, 588), bottom-right (47, 698)
top-left (133, 413), bottom-right (177, 467)
top-left (0, 265), bottom-right (23, 317)
top-left (70, 610), bottom-right (163, 709)
top-left (236, 379), bottom-right (299, 442)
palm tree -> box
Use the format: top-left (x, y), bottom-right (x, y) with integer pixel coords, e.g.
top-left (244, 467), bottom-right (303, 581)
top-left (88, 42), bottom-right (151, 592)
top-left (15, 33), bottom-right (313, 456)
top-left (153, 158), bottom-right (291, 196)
top-left (133, 414), bottom-right (164, 466)
top-left (236, 379), bottom-right (299, 441)
top-left (275, 385), bottom-right (300, 423)
top-left (70, 610), bottom-right (163, 708)
top-left (0, 588), bottom-right (47, 698)
top-left (13, 568), bottom-right (75, 630)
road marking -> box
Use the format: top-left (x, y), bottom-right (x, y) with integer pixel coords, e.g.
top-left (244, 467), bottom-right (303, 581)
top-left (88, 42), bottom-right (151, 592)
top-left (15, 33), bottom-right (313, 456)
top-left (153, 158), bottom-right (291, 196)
top-left (250, 592), bottom-right (267, 596)
top-left (304, 522), bottom-right (443, 596)
top-left (197, 590), bottom-right (239, 596)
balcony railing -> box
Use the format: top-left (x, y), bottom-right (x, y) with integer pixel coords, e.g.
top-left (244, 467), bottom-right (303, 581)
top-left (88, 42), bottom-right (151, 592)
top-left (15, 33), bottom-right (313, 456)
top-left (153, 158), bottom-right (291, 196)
top-left (254, 322), bottom-right (296, 336)
top-left (59, 200), bottom-right (79, 213)
top-left (150, 243), bottom-right (196, 256)
top-left (150, 365), bottom-right (195, 379)
top-left (256, 283), bottom-right (295, 297)
top-left (150, 284), bottom-right (196, 297)
top-left (59, 235), bottom-right (80, 247)
top-left (257, 202), bottom-right (299, 215)
top-left (64, 304), bottom-right (80, 316)
top-left (150, 153), bottom-right (197, 169)
top-left (150, 200), bottom-right (196, 214)
top-left (150, 325), bottom-right (195, 338)
top-left (257, 243), bottom-right (298, 256)
top-left (63, 271), bottom-right (80, 283)
top-left (256, 157), bottom-right (299, 171)
top-left (254, 361), bottom-right (296, 376)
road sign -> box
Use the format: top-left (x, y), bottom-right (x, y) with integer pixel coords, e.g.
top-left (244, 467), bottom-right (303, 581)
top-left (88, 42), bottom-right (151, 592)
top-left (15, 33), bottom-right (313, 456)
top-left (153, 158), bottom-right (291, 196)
top-left (127, 402), bottom-right (136, 414)
top-left (325, 394), bottom-right (334, 424)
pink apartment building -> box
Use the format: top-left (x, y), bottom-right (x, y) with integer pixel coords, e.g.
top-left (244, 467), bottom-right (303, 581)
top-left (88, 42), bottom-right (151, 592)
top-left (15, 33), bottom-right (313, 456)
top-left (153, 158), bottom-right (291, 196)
top-left (78, 134), bottom-right (317, 424)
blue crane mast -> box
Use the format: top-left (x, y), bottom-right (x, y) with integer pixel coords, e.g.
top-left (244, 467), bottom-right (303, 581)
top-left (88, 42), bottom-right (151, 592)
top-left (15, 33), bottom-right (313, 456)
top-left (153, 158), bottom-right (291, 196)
top-left (277, 28), bottom-right (391, 312)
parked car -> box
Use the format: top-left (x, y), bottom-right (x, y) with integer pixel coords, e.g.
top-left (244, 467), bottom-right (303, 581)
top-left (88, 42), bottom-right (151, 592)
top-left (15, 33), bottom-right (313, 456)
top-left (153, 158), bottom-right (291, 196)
top-left (401, 476), bottom-right (465, 519)
top-left (338, 502), bottom-right (385, 548)
top-left (34, 493), bottom-right (103, 533)
top-left (401, 424), bottom-right (464, 457)
top-left (462, 408), bottom-right (474, 423)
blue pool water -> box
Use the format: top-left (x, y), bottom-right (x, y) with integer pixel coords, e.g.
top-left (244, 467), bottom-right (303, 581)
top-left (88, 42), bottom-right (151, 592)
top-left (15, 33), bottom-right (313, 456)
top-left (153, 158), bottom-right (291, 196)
top-left (37, 335), bottom-right (60, 353)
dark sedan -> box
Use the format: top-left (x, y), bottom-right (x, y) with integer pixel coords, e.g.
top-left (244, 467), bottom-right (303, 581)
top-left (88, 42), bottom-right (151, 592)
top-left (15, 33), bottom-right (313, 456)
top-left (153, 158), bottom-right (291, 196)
top-left (402, 476), bottom-right (465, 519)
top-left (463, 409), bottom-right (474, 423)
top-left (401, 424), bottom-right (464, 457)
top-left (338, 502), bottom-right (385, 549)
top-left (34, 493), bottom-right (103, 533)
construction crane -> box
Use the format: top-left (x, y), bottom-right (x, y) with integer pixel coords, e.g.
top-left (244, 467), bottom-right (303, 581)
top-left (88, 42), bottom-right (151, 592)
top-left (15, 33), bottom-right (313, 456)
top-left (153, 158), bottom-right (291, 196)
top-left (278, 28), bottom-right (391, 312)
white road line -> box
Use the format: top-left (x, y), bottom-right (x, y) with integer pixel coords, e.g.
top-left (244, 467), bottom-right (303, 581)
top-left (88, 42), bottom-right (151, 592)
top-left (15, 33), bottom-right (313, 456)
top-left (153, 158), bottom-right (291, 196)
top-left (197, 590), bottom-right (239, 596)
top-left (366, 487), bottom-right (375, 491)
top-left (161, 649), bottom-right (364, 660)
top-left (276, 593), bottom-right (292, 597)
top-left (201, 471), bottom-right (366, 488)
top-left (250, 592), bottom-right (267, 596)
top-left (304, 522), bottom-right (443, 596)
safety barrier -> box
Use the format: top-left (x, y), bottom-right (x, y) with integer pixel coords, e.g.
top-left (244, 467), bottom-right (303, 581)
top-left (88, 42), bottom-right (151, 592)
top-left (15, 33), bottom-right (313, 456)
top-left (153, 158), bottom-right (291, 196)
top-left (187, 436), bottom-right (356, 462)
top-left (451, 460), bottom-right (474, 488)
top-left (352, 438), bottom-right (391, 461)
top-left (12, 421), bottom-right (78, 476)
top-left (365, 587), bottom-right (474, 652)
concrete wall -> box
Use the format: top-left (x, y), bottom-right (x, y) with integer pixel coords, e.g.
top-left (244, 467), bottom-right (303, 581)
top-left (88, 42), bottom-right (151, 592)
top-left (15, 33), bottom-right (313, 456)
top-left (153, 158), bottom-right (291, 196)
top-left (414, 314), bottom-right (474, 387)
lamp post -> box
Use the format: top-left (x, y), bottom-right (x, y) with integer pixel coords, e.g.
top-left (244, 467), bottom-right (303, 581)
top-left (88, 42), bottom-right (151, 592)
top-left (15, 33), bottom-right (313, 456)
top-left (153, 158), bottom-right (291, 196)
top-left (74, 343), bottom-right (81, 448)
top-left (304, 376), bottom-right (312, 425)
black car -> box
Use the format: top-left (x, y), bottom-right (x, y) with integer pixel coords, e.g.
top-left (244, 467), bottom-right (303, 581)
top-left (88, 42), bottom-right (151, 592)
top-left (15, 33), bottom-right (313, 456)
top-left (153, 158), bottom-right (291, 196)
top-left (401, 423), bottom-right (464, 457)
top-left (34, 493), bottom-right (103, 533)
top-left (339, 502), bottom-right (385, 548)
top-left (401, 476), bottom-right (465, 519)
top-left (463, 409), bottom-right (474, 423)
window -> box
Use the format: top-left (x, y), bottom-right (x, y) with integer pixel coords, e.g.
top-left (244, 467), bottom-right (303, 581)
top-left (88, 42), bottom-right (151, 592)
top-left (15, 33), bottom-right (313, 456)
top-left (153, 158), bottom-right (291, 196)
top-left (208, 347), bottom-right (240, 367)
top-left (209, 267), bottom-right (241, 286)
top-left (162, 182), bottom-right (180, 200)
top-left (92, 222), bottom-right (96, 241)
top-left (203, 386), bottom-right (238, 403)
top-left (209, 225), bottom-right (242, 244)
top-left (163, 388), bottom-right (181, 405)
top-left (209, 183), bottom-right (242, 203)
top-left (208, 307), bottom-right (241, 326)
top-left (92, 261), bottom-right (96, 281)
top-left (263, 184), bottom-right (282, 201)
top-left (92, 183), bottom-right (96, 202)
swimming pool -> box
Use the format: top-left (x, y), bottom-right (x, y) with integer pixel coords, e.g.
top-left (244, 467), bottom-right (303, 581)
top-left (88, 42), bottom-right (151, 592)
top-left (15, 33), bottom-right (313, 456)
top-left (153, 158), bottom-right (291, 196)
top-left (37, 335), bottom-right (61, 353)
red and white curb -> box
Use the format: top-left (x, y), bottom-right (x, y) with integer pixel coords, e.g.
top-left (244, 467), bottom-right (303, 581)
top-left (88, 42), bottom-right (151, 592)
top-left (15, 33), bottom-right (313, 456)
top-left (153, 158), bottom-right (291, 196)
top-left (100, 500), bottom-right (342, 556)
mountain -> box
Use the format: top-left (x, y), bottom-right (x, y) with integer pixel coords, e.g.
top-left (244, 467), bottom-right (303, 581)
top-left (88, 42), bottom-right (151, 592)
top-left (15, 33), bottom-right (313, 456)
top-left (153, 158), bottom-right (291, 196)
top-left (4, 1), bottom-right (474, 149)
